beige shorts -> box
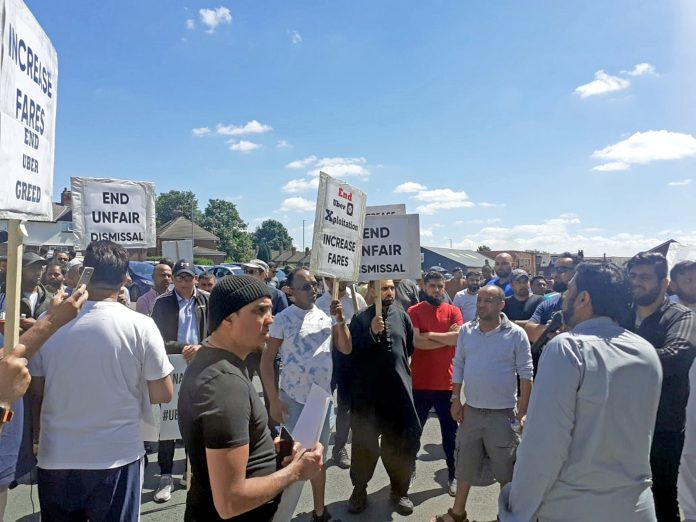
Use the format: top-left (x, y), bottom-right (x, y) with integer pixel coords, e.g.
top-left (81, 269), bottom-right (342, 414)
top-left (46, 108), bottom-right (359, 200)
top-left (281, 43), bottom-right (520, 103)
top-left (455, 405), bottom-right (519, 483)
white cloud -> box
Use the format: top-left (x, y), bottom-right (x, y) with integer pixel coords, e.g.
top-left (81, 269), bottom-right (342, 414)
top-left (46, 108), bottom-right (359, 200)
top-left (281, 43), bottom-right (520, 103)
top-left (575, 70), bottom-right (630, 98)
top-left (394, 182), bottom-right (427, 193)
top-left (309, 157), bottom-right (369, 178)
top-left (282, 178), bottom-right (319, 193)
top-left (624, 63), bottom-right (657, 76)
top-left (228, 140), bottom-right (261, 153)
top-left (216, 120), bottom-right (273, 136)
top-left (668, 179), bottom-right (693, 187)
top-left (286, 156), bottom-right (317, 169)
top-left (280, 197), bottom-right (315, 212)
top-left (478, 202), bottom-right (505, 208)
top-left (592, 130), bottom-right (696, 170)
top-left (186, 19), bottom-right (195, 30)
top-left (414, 188), bottom-right (470, 203)
top-left (277, 140), bottom-right (291, 149)
top-left (191, 127), bottom-right (211, 137)
top-left (199, 7), bottom-right (232, 33)
top-left (291, 30), bottom-right (302, 45)
top-left (592, 161), bottom-right (630, 172)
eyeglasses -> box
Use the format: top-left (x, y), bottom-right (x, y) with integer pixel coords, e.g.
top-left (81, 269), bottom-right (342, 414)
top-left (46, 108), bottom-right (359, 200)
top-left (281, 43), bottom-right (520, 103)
top-left (176, 274), bottom-right (194, 282)
top-left (555, 266), bottom-right (574, 274)
top-left (244, 268), bottom-right (260, 275)
top-left (295, 281), bottom-right (320, 292)
top-left (477, 297), bottom-right (502, 304)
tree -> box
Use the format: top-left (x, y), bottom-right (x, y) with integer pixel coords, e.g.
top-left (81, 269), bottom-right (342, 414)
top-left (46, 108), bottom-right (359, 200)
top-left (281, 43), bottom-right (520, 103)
top-left (201, 199), bottom-right (254, 261)
top-left (477, 245), bottom-right (491, 253)
top-left (252, 219), bottom-right (294, 252)
top-left (156, 191), bottom-right (203, 226)
top-left (257, 243), bottom-right (272, 263)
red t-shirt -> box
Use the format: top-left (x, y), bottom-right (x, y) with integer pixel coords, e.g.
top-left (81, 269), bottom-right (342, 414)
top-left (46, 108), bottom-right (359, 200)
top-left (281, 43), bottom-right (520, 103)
top-left (407, 301), bottom-right (463, 391)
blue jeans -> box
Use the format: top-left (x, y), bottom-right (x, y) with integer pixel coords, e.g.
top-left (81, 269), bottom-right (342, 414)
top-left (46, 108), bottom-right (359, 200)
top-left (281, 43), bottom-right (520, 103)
top-left (279, 389), bottom-right (332, 461)
top-left (37, 458), bottom-right (142, 521)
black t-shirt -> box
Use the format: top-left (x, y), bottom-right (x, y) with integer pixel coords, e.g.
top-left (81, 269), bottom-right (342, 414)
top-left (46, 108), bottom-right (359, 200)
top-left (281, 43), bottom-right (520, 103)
top-left (178, 346), bottom-right (277, 521)
top-left (504, 294), bottom-right (543, 321)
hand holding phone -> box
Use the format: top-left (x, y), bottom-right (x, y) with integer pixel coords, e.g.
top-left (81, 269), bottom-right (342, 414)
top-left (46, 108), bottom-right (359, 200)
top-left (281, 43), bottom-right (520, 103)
top-left (75, 267), bottom-right (95, 288)
top-left (276, 425), bottom-right (294, 464)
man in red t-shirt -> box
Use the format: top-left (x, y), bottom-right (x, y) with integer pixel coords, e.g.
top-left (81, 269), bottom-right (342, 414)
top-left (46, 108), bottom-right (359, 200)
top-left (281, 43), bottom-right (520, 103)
top-left (407, 271), bottom-right (463, 497)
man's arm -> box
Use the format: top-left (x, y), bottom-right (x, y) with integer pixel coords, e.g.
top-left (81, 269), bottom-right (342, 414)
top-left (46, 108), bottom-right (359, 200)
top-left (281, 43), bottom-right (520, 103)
top-left (499, 338), bottom-right (580, 522)
top-left (413, 327), bottom-right (447, 350)
top-left (261, 338), bottom-right (287, 423)
top-left (330, 299), bottom-right (352, 354)
top-left (147, 375), bottom-right (173, 404)
top-left (656, 310), bottom-right (696, 378)
top-left (427, 329), bottom-right (460, 346)
top-left (207, 442), bottom-right (322, 519)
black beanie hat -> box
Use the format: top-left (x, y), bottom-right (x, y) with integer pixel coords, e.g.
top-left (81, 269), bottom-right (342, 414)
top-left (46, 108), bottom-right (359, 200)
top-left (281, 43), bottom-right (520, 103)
top-left (209, 275), bottom-right (271, 332)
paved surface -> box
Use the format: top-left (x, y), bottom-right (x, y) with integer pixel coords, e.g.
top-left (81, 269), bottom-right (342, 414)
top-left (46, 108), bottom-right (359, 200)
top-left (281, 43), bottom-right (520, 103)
top-left (5, 378), bottom-right (500, 521)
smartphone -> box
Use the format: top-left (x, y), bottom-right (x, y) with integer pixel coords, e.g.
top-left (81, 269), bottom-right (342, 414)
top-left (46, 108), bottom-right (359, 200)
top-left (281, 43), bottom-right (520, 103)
top-left (277, 425), bottom-right (294, 462)
top-left (75, 267), bottom-right (95, 288)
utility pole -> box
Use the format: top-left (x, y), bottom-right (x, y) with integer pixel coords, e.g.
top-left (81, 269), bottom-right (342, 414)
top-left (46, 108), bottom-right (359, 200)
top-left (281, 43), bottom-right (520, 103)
top-left (302, 219), bottom-right (306, 251)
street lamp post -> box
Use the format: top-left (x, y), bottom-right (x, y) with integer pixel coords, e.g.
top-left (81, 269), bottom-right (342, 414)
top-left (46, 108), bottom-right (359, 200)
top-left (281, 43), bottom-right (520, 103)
top-left (302, 219), bottom-right (306, 251)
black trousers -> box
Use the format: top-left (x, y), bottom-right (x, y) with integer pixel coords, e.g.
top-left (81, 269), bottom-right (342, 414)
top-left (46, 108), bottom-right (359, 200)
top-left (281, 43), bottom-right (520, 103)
top-left (651, 429), bottom-right (685, 522)
top-left (157, 440), bottom-right (177, 475)
top-left (246, 352), bottom-right (281, 438)
top-left (350, 406), bottom-right (420, 497)
top-left (331, 380), bottom-right (351, 453)
top-left (413, 389), bottom-right (457, 480)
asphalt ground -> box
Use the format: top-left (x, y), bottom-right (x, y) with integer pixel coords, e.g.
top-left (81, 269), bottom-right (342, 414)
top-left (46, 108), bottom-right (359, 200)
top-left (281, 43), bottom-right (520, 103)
top-left (5, 378), bottom-right (500, 522)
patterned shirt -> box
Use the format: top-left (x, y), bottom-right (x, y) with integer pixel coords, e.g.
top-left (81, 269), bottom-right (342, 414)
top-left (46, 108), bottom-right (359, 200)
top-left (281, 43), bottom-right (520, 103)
top-left (269, 304), bottom-right (333, 404)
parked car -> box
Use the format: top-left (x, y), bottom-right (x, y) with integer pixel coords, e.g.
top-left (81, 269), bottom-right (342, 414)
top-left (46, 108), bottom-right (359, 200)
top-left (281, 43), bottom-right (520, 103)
top-left (206, 264), bottom-right (244, 279)
top-left (128, 261), bottom-right (155, 302)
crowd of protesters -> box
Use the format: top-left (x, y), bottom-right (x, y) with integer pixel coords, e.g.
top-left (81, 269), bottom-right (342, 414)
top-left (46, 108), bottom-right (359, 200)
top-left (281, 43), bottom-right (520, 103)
top-left (1, 242), bottom-right (696, 521)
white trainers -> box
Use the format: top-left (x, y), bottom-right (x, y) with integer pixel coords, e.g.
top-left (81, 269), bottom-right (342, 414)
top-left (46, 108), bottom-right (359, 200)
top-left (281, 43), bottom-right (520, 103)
top-left (154, 474), bottom-right (173, 503)
top-left (179, 475), bottom-right (187, 487)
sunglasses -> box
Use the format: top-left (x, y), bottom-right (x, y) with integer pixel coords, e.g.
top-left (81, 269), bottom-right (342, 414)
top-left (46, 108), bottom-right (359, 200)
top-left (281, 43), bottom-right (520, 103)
top-left (295, 281), bottom-right (320, 292)
top-left (555, 266), bottom-right (574, 274)
top-left (244, 268), bottom-right (261, 275)
top-left (176, 274), bottom-right (194, 282)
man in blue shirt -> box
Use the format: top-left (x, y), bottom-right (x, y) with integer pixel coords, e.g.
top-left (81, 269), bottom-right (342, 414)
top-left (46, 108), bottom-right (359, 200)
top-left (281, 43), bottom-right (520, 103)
top-left (486, 253), bottom-right (514, 297)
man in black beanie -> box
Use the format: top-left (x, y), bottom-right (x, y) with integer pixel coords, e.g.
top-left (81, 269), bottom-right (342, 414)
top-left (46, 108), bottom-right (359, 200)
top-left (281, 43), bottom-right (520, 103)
top-left (177, 275), bottom-right (324, 521)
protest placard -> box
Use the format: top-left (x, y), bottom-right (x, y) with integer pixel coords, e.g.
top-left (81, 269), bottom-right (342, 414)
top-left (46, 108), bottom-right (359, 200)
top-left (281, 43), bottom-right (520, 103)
top-left (159, 354), bottom-right (187, 441)
top-left (365, 204), bottom-right (405, 216)
top-left (71, 177), bottom-right (157, 250)
top-left (359, 213), bottom-right (421, 281)
top-left (162, 239), bottom-right (194, 264)
top-left (0, 0), bottom-right (58, 222)
top-left (310, 171), bottom-right (367, 281)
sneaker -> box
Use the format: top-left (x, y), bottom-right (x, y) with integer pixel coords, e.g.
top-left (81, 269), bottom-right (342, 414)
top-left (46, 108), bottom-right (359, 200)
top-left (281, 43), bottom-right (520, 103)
top-left (347, 486), bottom-right (367, 514)
top-left (332, 447), bottom-right (351, 469)
top-left (153, 474), bottom-right (173, 503)
top-left (448, 477), bottom-right (457, 497)
top-left (389, 491), bottom-right (414, 516)
top-left (311, 507), bottom-right (340, 521)
top-left (179, 475), bottom-right (187, 487)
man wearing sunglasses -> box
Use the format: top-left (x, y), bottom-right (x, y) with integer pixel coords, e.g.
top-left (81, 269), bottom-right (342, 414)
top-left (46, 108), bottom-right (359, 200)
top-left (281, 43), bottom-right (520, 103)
top-left (261, 267), bottom-right (351, 522)
top-left (150, 259), bottom-right (210, 502)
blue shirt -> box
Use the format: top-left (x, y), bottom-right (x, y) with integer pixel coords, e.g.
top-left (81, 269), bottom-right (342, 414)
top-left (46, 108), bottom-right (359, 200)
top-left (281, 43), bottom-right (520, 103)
top-left (529, 293), bottom-right (562, 325)
top-left (453, 313), bottom-right (533, 409)
top-left (486, 276), bottom-right (513, 297)
top-left (176, 290), bottom-right (200, 345)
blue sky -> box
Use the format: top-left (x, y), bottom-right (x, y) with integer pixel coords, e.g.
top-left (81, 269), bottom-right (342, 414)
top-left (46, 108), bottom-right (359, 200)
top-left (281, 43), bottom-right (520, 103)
top-left (29, 0), bottom-right (696, 256)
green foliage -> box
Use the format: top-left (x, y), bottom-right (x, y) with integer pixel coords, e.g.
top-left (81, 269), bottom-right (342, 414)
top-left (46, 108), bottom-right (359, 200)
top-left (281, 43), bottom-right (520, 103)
top-left (193, 258), bottom-right (214, 266)
top-left (252, 219), bottom-right (293, 252)
top-left (201, 199), bottom-right (255, 261)
top-left (476, 245), bottom-right (492, 252)
top-left (156, 191), bottom-right (202, 226)
top-left (257, 243), bottom-right (272, 262)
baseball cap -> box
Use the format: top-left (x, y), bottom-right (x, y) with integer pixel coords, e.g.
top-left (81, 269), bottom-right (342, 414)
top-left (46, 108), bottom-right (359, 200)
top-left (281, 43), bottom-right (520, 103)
top-left (510, 269), bottom-right (529, 282)
top-left (173, 259), bottom-right (195, 277)
top-left (22, 252), bottom-right (48, 268)
top-left (241, 259), bottom-right (269, 273)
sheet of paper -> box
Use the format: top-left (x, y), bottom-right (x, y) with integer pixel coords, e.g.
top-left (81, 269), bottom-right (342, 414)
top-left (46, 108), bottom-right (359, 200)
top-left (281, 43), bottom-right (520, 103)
top-left (273, 384), bottom-right (332, 521)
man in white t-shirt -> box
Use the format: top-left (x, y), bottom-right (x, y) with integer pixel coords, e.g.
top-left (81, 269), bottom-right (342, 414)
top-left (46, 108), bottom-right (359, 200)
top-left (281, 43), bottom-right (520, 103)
top-left (317, 278), bottom-right (367, 469)
top-left (261, 268), bottom-right (351, 522)
top-left (30, 240), bottom-right (174, 521)
top-left (452, 271), bottom-right (481, 323)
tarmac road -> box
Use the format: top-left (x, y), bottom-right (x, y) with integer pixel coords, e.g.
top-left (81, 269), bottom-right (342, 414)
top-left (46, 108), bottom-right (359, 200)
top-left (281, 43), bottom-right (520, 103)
top-left (5, 378), bottom-right (500, 522)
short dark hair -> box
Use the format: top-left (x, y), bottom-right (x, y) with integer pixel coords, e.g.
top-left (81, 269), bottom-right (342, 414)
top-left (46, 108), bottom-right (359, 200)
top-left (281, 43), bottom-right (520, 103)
top-left (424, 271), bottom-right (445, 284)
top-left (159, 257), bottom-right (175, 268)
top-left (198, 272), bottom-right (215, 282)
top-left (574, 261), bottom-right (632, 326)
top-left (466, 271), bottom-right (480, 279)
top-left (286, 267), bottom-right (309, 288)
top-left (83, 240), bottom-right (129, 288)
top-left (452, 266), bottom-right (463, 274)
top-left (671, 260), bottom-right (696, 281)
top-left (47, 260), bottom-right (68, 276)
top-left (626, 252), bottom-right (668, 281)
top-left (557, 251), bottom-right (582, 268)
top-left (531, 275), bottom-right (547, 284)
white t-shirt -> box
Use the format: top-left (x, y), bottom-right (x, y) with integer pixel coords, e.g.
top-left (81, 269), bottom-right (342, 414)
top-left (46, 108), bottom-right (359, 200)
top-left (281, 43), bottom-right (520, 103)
top-left (269, 304), bottom-right (333, 404)
top-left (315, 287), bottom-right (367, 325)
top-left (453, 289), bottom-right (478, 323)
top-left (30, 300), bottom-right (173, 470)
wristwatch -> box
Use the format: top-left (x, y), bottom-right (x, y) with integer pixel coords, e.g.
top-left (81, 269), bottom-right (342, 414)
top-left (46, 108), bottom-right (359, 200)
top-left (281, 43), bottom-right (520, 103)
top-left (0, 405), bottom-right (14, 426)
top-left (449, 395), bottom-right (460, 403)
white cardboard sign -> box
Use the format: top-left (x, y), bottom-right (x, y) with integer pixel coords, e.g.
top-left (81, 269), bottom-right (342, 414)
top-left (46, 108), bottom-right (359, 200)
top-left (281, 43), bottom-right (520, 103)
top-left (365, 204), bottom-right (406, 216)
top-left (159, 354), bottom-right (187, 441)
top-left (0, 0), bottom-right (58, 221)
top-left (310, 171), bottom-right (367, 280)
top-left (70, 176), bottom-right (157, 249)
top-left (359, 213), bottom-right (421, 281)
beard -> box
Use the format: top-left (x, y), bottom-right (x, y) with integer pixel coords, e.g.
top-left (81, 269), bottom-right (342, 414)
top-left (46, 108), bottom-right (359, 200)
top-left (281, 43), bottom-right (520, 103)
top-left (632, 286), bottom-right (663, 306)
top-left (467, 284), bottom-right (480, 293)
top-left (425, 295), bottom-right (445, 306)
top-left (553, 280), bottom-right (568, 293)
top-left (382, 297), bottom-right (394, 308)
